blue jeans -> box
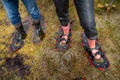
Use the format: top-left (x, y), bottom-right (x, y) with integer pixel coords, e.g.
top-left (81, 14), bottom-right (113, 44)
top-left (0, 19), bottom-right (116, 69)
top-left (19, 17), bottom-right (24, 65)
top-left (53, 0), bottom-right (98, 40)
top-left (1, 0), bottom-right (41, 27)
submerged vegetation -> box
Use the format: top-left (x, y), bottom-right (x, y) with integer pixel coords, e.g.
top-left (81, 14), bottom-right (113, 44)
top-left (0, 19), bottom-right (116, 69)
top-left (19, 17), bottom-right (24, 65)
top-left (0, 0), bottom-right (120, 80)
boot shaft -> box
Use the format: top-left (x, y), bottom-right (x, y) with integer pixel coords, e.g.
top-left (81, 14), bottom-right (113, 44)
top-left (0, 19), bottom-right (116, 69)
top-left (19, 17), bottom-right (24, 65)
top-left (15, 24), bottom-right (27, 39)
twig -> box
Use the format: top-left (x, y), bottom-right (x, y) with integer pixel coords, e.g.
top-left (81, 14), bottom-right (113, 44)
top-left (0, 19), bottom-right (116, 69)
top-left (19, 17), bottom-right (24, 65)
top-left (109, 0), bottom-right (115, 6)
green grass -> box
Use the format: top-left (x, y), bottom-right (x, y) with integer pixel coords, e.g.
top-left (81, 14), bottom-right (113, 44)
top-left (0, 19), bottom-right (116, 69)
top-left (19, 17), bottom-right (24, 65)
top-left (0, 0), bottom-right (120, 80)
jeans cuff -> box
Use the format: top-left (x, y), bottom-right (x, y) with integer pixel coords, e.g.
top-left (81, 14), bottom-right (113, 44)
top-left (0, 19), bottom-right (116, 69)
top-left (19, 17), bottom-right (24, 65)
top-left (13, 21), bottom-right (22, 28)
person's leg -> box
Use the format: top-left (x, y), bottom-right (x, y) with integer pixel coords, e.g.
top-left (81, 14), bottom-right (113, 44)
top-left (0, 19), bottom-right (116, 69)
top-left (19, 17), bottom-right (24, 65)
top-left (1, 0), bottom-right (21, 27)
top-left (74, 0), bottom-right (97, 40)
top-left (53, 0), bottom-right (71, 45)
top-left (22, 0), bottom-right (45, 44)
top-left (1, 0), bottom-right (27, 52)
top-left (74, 0), bottom-right (100, 59)
top-left (53, 0), bottom-right (69, 26)
top-left (22, 0), bottom-right (41, 22)
top-left (1, 0), bottom-right (26, 36)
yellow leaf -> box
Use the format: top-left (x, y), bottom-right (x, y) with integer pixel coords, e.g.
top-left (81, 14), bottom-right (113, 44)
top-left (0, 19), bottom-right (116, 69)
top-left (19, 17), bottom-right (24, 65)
top-left (97, 3), bottom-right (104, 8)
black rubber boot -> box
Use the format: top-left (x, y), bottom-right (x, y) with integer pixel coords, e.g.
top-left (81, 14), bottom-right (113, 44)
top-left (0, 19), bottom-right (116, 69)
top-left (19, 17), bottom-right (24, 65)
top-left (9, 24), bottom-right (27, 52)
top-left (32, 16), bottom-right (45, 44)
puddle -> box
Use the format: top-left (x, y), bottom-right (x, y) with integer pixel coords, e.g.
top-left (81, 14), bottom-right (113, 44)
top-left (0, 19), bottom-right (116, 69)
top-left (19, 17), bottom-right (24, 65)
top-left (0, 54), bottom-right (31, 79)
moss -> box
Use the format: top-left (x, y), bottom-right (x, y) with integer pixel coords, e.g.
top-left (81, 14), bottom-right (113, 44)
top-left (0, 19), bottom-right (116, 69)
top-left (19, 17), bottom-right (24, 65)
top-left (0, 0), bottom-right (120, 80)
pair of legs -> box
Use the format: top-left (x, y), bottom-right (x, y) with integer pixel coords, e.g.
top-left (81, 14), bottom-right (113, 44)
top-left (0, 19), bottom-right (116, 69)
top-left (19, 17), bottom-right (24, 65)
top-left (1, 0), bottom-right (45, 52)
top-left (1, 0), bottom-right (41, 26)
top-left (53, 0), bottom-right (100, 59)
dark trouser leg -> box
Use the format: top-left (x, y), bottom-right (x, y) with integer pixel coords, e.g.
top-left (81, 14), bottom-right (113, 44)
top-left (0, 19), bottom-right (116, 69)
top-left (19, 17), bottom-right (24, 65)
top-left (53, 0), bottom-right (69, 26)
top-left (74, 0), bottom-right (98, 40)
